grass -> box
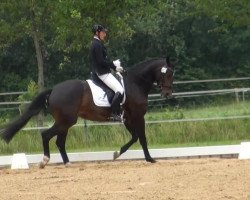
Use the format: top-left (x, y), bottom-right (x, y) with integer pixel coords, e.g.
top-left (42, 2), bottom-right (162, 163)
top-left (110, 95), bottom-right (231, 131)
top-left (0, 101), bottom-right (250, 155)
top-left (145, 101), bottom-right (250, 120)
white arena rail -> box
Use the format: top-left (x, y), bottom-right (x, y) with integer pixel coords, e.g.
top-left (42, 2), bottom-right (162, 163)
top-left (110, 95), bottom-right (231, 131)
top-left (0, 144), bottom-right (241, 167)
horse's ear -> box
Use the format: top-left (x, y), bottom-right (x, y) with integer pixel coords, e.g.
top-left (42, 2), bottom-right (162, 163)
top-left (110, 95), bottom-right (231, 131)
top-left (166, 56), bottom-right (177, 67)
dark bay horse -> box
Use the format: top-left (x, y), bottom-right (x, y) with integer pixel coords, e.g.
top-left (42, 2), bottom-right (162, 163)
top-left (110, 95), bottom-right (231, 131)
top-left (0, 57), bottom-right (175, 167)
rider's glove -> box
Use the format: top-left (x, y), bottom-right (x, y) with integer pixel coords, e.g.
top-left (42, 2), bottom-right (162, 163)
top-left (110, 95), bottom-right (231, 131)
top-left (116, 66), bottom-right (124, 73)
top-left (113, 59), bottom-right (124, 72)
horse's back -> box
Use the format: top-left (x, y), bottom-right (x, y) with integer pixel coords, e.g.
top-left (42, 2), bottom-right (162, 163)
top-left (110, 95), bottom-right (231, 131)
top-left (53, 79), bottom-right (84, 91)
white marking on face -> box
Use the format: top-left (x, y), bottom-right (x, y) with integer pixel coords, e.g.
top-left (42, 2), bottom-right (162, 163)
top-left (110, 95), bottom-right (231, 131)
top-left (161, 67), bottom-right (167, 73)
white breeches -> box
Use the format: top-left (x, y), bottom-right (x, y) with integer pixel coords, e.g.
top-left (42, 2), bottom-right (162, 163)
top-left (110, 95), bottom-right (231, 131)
top-left (98, 73), bottom-right (124, 94)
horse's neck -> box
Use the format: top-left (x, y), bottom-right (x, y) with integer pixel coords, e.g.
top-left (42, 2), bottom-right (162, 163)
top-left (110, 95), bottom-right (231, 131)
top-left (126, 62), bottom-right (159, 96)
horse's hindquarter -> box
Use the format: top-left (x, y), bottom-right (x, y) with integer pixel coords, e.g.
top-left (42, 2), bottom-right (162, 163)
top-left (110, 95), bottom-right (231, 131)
top-left (78, 81), bottom-right (111, 121)
top-left (48, 80), bottom-right (85, 122)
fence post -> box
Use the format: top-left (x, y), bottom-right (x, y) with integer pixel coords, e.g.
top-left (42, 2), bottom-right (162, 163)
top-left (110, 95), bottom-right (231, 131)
top-left (235, 88), bottom-right (239, 103)
top-left (83, 120), bottom-right (88, 142)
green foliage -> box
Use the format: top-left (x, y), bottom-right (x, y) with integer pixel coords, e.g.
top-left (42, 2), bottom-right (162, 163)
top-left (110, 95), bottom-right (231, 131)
top-left (17, 80), bottom-right (38, 101)
top-left (17, 80), bottom-right (38, 114)
top-left (0, 0), bottom-right (249, 100)
top-left (195, 0), bottom-right (250, 28)
top-left (147, 108), bottom-right (184, 121)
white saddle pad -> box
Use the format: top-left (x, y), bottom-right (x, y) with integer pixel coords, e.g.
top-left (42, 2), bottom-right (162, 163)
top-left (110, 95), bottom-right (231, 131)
top-left (86, 80), bottom-right (111, 107)
top-left (86, 79), bottom-right (126, 107)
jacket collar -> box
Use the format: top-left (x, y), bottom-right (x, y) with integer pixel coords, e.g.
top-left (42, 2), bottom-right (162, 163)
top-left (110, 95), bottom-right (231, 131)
top-left (94, 36), bottom-right (100, 41)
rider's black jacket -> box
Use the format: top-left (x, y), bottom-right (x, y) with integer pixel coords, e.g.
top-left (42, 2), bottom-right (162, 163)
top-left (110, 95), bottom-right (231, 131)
top-left (89, 37), bottom-right (116, 75)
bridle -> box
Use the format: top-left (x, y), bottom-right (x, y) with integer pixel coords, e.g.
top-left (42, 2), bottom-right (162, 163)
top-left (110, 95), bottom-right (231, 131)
top-left (159, 65), bottom-right (174, 90)
top-left (128, 61), bottom-right (175, 91)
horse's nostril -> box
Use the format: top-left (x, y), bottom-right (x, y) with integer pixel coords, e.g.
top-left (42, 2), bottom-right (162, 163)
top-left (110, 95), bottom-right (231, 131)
top-left (165, 92), bottom-right (173, 97)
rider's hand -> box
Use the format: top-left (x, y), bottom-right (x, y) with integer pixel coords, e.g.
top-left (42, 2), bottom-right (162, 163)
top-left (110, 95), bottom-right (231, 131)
top-left (113, 59), bottom-right (124, 72)
top-left (116, 66), bottom-right (124, 73)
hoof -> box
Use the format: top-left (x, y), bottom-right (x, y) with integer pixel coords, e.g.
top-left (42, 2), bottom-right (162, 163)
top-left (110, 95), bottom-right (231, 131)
top-left (113, 151), bottom-right (120, 160)
top-left (38, 161), bottom-right (46, 169)
top-left (38, 156), bottom-right (50, 169)
top-left (65, 162), bottom-right (72, 168)
top-left (146, 158), bottom-right (157, 163)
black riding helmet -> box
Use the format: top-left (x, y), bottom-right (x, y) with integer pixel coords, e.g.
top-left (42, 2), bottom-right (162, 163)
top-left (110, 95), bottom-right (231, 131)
top-left (92, 24), bottom-right (107, 34)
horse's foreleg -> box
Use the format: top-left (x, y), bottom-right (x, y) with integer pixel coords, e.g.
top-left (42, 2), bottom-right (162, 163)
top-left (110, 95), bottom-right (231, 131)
top-left (113, 118), bottom-right (138, 160)
top-left (138, 130), bottom-right (156, 163)
top-left (137, 117), bottom-right (156, 163)
top-left (120, 136), bottom-right (138, 155)
top-left (56, 132), bottom-right (70, 166)
top-left (113, 136), bottom-right (138, 160)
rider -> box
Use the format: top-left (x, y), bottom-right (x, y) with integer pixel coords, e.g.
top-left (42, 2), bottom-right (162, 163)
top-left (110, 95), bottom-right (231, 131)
top-left (89, 24), bottom-right (124, 121)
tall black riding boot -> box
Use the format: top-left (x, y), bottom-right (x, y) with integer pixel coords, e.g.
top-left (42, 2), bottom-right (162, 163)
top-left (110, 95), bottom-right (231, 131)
top-left (110, 92), bottom-right (123, 121)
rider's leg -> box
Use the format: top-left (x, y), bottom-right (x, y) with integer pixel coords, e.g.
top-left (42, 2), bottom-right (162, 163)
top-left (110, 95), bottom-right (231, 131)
top-left (111, 92), bottom-right (123, 115)
top-left (98, 73), bottom-right (124, 120)
top-left (98, 73), bottom-right (124, 94)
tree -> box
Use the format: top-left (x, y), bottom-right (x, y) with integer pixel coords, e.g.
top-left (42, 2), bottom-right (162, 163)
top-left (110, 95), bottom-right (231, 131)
top-left (1, 0), bottom-right (249, 111)
top-left (195, 0), bottom-right (250, 28)
top-left (0, 1), bottom-right (55, 92)
top-left (0, 1), bottom-right (58, 126)
top-left (0, 0), bottom-right (137, 120)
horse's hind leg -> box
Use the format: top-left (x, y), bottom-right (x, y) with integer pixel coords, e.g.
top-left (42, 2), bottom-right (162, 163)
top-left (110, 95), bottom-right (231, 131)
top-left (39, 124), bottom-right (59, 168)
top-left (40, 123), bottom-right (74, 168)
top-left (56, 132), bottom-right (70, 166)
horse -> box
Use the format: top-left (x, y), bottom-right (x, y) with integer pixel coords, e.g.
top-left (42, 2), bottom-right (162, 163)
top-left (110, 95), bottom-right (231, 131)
top-left (0, 57), bottom-right (175, 168)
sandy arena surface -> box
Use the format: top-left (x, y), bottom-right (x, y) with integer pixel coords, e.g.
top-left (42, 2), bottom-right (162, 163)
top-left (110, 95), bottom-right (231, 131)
top-left (0, 158), bottom-right (249, 200)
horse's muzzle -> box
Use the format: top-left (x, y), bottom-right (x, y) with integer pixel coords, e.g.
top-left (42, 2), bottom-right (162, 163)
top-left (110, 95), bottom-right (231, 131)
top-left (161, 90), bottom-right (172, 97)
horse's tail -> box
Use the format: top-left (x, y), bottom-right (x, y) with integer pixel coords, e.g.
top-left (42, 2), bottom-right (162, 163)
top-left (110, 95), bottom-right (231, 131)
top-left (0, 89), bottom-right (52, 143)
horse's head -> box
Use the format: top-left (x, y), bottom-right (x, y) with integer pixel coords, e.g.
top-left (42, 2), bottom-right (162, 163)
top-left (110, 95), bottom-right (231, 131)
top-left (156, 57), bottom-right (176, 97)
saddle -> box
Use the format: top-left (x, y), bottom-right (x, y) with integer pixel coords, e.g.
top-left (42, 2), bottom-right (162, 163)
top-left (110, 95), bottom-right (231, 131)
top-left (86, 73), bottom-right (125, 107)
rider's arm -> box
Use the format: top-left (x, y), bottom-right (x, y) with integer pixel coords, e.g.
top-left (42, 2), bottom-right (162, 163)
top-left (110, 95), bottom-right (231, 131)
top-left (94, 42), bottom-right (116, 70)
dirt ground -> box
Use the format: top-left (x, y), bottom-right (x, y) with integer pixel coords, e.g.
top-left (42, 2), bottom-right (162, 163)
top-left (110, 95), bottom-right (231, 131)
top-left (0, 158), bottom-right (249, 200)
